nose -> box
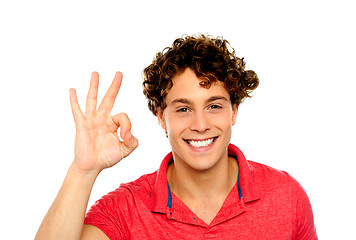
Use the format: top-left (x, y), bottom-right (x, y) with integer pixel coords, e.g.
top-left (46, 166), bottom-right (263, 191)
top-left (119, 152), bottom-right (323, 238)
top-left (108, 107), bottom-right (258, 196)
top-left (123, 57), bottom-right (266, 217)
top-left (190, 111), bottom-right (211, 133)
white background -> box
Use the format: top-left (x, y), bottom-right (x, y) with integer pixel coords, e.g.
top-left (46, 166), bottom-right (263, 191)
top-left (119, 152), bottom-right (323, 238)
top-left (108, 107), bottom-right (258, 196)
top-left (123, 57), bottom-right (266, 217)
top-left (1, 0), bottom-right (355, 239)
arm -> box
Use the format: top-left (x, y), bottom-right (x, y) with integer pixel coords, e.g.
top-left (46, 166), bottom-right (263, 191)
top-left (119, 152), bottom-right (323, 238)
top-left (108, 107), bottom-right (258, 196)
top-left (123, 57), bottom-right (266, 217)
top-left (35, 72), bottom-right (138, 240)
top-left (294, 180), bottom-right (318, 240)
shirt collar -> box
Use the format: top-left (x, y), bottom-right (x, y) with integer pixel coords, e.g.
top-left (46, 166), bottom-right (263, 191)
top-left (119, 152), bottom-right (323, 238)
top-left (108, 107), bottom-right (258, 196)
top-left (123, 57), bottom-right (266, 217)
top-left (228, 144), bottom-right (262, 203)
top-left (150, 152), bottom-right (172, 213)
top-left (149, 144), bottom-right (261, 213)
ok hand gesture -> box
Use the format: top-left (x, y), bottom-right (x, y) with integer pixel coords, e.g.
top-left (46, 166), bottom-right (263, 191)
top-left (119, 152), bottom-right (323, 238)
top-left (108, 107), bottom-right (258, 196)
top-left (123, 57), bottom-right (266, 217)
top-left (69, 72), bottom-right (138, 175)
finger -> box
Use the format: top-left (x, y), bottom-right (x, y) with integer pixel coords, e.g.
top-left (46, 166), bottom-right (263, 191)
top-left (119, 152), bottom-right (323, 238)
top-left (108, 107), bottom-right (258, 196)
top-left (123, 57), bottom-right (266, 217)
top-left (111, 112), bottom-right (131, 139)
top-left (121, 131), bottom-right (139, 158)
top-left (85, 72), bottom-right (99, 114)
top-left (98, 71), bottom-right (122, 113)
top-left (69, 88), bottom-right (84, 124)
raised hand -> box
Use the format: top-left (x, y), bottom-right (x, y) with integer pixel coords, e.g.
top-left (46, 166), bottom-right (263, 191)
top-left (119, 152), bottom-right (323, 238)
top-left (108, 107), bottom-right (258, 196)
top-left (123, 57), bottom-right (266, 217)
top-left (69, 71), bottom-right (138, 175)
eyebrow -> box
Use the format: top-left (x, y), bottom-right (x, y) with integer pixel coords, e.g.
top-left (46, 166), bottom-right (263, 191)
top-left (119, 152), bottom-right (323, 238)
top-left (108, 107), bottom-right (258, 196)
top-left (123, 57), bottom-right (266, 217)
top-left (170, 96), bottom-right (228, 105)
top-left (206, 96), bottom-right (229, 103)
top-left (171, 98), bottom-right (192, 105)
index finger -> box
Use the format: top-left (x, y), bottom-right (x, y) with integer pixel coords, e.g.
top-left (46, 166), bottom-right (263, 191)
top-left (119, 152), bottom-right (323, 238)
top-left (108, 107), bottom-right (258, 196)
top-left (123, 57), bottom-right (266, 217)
top-left (98, 71), bottom-right (123, 113)
top-left (69, 88), bottom-right (84, 124)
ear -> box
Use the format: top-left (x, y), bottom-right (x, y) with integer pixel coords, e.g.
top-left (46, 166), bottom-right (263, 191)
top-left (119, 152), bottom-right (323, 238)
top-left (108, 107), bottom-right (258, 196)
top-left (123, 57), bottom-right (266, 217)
top-left (156, 108), bottom-right (167, 131)
top-left (231, 104), bottom-right (239, 126)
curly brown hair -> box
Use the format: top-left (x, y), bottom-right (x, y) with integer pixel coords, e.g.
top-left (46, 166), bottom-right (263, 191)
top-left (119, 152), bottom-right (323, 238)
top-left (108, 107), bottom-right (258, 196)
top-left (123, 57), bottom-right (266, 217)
top-left (142, 34), bottom-right (259, 116)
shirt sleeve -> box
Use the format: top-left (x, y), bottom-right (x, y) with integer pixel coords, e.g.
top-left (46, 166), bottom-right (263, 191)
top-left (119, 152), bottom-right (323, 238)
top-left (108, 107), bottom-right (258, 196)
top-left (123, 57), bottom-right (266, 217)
top-left (293, 180), bottom-right (318, 240)
top-left (84, 187), bottom-right (132, 240)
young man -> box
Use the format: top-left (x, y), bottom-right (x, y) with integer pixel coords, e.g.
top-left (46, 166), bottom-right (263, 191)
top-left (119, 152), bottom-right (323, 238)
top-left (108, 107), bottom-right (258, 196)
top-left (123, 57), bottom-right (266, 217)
top-left (35, 35), bottom-right (317, 239)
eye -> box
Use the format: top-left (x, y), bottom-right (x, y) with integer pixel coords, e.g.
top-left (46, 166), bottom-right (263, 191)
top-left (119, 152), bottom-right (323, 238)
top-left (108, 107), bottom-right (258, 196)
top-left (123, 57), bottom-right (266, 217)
top-left (209, 104), bottom-right (221, 110)
top-left (177, 107), bottom-right (189, 112)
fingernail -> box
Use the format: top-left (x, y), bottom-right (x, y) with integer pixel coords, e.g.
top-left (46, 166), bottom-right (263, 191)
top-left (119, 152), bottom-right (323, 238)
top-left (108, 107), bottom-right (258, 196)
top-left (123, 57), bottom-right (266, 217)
top-left (126, 131), bottom-right (134, 142)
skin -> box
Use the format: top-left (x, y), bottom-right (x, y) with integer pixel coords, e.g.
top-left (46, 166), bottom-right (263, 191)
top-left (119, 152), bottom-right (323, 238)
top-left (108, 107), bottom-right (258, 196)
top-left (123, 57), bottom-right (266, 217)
top-left (157, 68), bottom-right (239, 225)
top-left (35, 68), bottom-right (239, 238)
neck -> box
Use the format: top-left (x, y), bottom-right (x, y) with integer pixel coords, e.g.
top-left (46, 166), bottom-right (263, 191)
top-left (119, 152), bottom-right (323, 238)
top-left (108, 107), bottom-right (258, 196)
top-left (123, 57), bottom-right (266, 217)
top-left (167, 155), bottom-right (239, 202)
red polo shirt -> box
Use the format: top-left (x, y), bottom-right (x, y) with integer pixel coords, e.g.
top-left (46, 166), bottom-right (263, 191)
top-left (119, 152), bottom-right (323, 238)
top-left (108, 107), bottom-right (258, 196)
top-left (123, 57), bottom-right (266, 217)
top-left (84, 144), bottom-right (317, 239)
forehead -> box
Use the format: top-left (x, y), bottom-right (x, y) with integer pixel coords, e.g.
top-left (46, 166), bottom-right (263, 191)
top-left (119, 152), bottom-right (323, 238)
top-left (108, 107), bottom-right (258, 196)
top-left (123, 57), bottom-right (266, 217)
top-left (165, 68), bottom-right (230, 104)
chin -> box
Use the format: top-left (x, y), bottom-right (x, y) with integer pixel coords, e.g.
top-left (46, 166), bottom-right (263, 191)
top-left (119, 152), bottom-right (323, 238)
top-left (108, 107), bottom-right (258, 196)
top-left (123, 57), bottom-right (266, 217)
top-left (175, 145), bottom-right (228, 172)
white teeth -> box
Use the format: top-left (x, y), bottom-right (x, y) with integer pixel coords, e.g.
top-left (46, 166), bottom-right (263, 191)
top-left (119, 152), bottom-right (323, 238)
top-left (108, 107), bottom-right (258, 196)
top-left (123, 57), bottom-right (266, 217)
top-left (187, 138), bottom-right (214, 148)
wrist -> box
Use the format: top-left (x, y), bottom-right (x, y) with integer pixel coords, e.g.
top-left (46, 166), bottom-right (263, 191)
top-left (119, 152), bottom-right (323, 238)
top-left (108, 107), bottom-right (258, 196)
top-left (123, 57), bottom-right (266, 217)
top-left (68, 161), bottom-right (101, 182)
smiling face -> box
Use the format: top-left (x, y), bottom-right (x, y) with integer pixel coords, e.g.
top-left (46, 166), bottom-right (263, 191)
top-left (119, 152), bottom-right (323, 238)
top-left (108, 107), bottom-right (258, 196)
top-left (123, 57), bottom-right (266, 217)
top-left (157, 68), bottom-right (238, 172)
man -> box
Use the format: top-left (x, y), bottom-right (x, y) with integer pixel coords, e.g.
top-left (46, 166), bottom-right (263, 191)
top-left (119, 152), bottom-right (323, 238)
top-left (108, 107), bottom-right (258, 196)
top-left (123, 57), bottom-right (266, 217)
top-left (35, 35), bottom-right (317, 239)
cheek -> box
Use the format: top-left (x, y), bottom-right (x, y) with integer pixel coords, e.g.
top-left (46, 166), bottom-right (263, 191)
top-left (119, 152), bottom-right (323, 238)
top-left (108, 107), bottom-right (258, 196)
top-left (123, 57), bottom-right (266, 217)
top-left (215, 111), bottom-right (234, 126)
top-left (218, 120), bottom-right (233, 132)
top-left (165, 115), bottom-right (185, 135)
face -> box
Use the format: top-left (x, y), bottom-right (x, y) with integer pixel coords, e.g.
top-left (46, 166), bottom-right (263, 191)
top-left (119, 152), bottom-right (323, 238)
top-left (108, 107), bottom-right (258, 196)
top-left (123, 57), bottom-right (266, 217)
top-left (157, 68), bottom-right (238, 172)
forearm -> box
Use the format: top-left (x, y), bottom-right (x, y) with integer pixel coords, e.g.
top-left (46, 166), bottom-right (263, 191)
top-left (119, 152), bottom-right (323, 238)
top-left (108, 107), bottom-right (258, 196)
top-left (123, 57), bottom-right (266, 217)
top-left (35, 163), bottom-right (100, 240)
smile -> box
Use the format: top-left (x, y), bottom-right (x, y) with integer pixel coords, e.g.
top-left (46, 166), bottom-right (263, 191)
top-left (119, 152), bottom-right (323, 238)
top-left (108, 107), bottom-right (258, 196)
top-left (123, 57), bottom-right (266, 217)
top-left (185, 137), bottom-right (217, 148)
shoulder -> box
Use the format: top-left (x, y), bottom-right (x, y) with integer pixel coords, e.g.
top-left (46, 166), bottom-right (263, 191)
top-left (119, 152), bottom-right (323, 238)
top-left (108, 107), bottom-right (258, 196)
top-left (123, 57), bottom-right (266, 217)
top-left (86, 170), bottom-right (157, 219)
top-left (98, 170), bottom-right (157, 205)
top-left (247, 160), bottom-right (307, 198)
top-left (246, 160), bottom-right (315, 224)
top-left (119, 171), bottom-right (157, 200)
top-left (84, 171), bottom-right (158, 237)
top-left (244, 161), bottom-right (317, 238)
top-left (247, 160), bottom-right (299, 185)
top-left (230, 144), bottom-right (305, 195)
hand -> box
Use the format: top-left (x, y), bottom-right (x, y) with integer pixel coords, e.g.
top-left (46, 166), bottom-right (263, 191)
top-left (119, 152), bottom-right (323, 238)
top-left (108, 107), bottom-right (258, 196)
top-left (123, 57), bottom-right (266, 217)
top-left (69, 71), bottom-right (138, 175)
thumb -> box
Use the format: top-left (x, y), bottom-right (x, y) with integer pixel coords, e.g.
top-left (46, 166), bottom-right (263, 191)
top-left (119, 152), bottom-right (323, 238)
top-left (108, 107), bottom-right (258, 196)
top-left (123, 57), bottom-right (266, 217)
top-left (120, 131), bottom-right (139, 158)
